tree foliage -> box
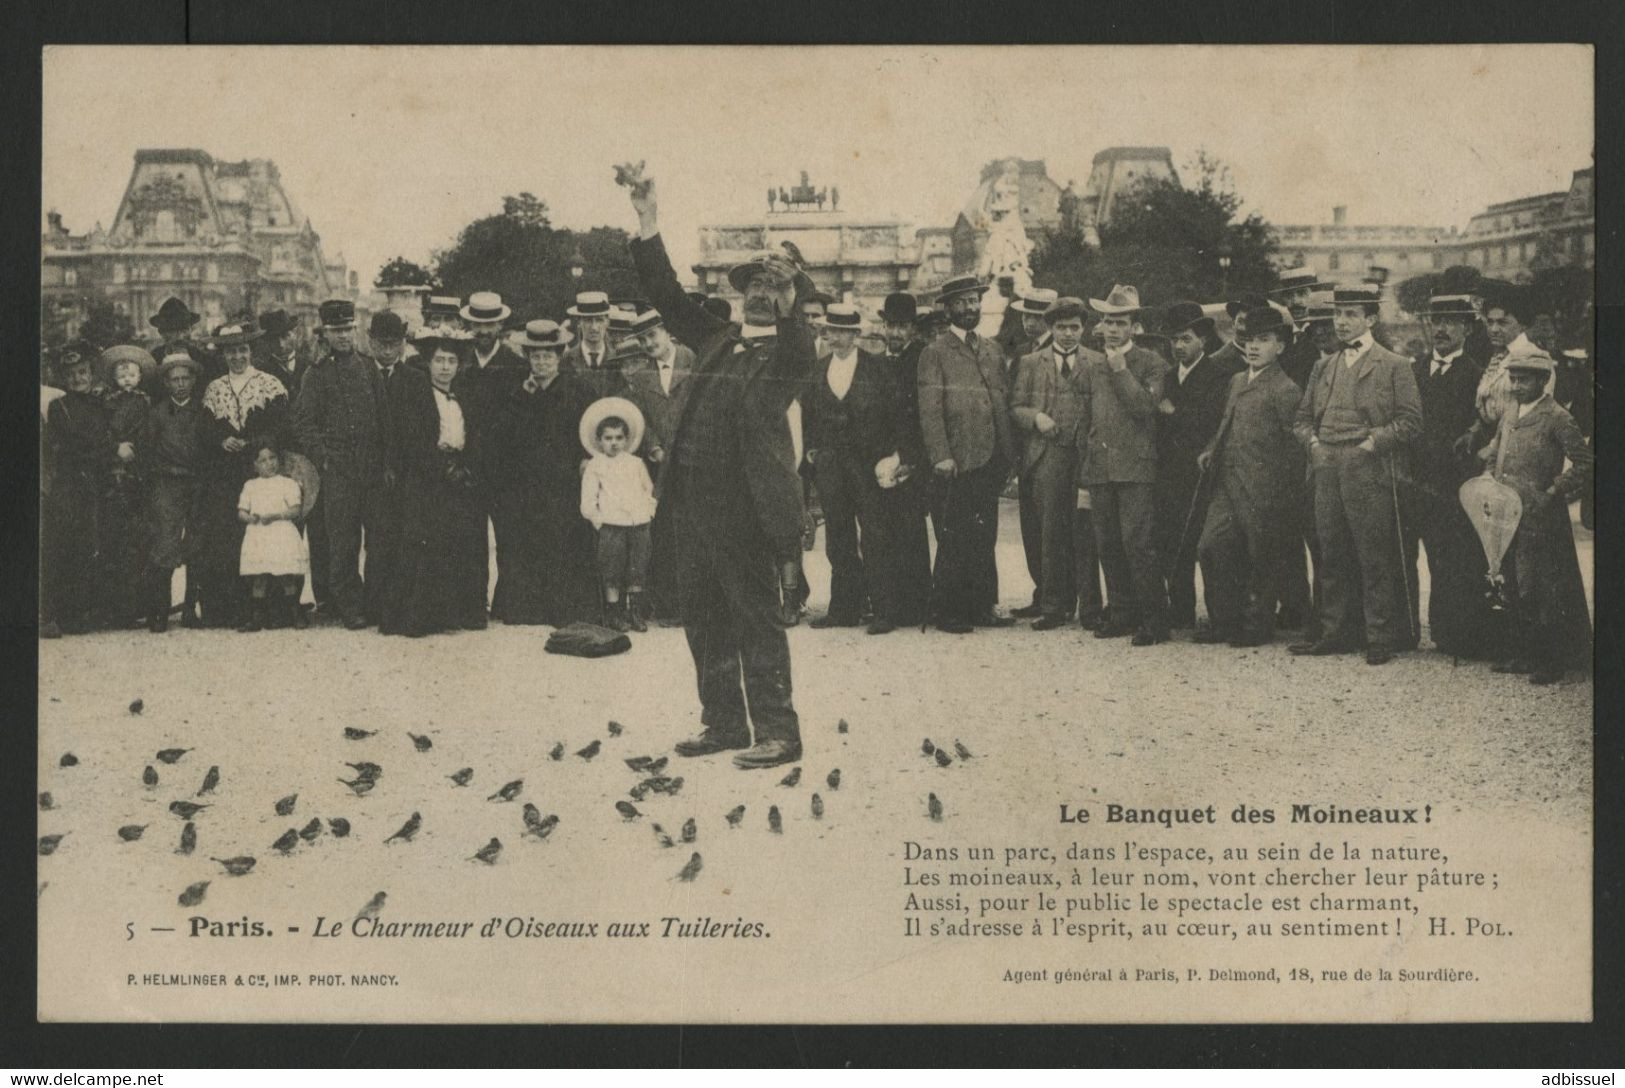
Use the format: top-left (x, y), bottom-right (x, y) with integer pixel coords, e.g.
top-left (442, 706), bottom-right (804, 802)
top-left (375, 256), bottom-right (437, 289)
top-left (433, 194), bottom-right (639, 324)
top-left (78, 298), bottom-right (135, 351)
top-left (1029, 151), bottom-right (1278, 314)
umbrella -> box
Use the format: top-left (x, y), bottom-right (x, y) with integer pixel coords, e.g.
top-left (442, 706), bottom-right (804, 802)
top-left (1459, 475), bottom-right (1522, 610)
top-left (281, 451), bottom-right (321, 519)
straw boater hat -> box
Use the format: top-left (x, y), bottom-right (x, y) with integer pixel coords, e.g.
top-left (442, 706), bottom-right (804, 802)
top-left (1089, 284), bottom-right (1142, 315)
top-left (822, 302), bottom-right (862, 330)
top-left (459, 291), bottom-right (512, 325)
top-left (1271, 266), bottom-right (1333, 295)
top-left (97, 344), bottom-right (157, 387)
top-left (628, 310), bottom-right (663, 337)
top-left (1420, 294), bottom-right (1478, 321)
top-left (517, 319), bottom-right (573, 351)
top-left (565, 291), bottom-right (612, 319)
top-left (1333, 284), bottom-right (1383, 309)
top-left (1299, 291), bottom-right (1336, 325)
top-left (1010, 287), bottom-right (1060, 317)
top-left (608, 306), bottom-right (640, 337)
top-left (422, 294), bottom-right (462, 320)
top-left (209, 320), bottom-right (264, 349)
top-left (579, 396), bottom-right (645, 456)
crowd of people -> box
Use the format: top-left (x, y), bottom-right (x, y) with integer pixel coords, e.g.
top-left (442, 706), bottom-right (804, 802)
top-left (39, 191), bottom-right (1594, 699)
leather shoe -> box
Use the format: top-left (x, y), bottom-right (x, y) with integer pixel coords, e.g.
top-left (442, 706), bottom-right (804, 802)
top-left (674, 730), bottom-right (751, 758)
top-left (810, 614), bottom-right (859, 629)
top-left (180, 609), bottom-right (204, 629)
top-left (775, 601), bottom-right (801, 627)
top-left (865, 619), bottom-right (896, 635)
top-left (935, 619), bottom-right (974, 634)
top-left (974, 611), bottom-right (1015, 628)
top-left (342, 614), bottom-right (369, 630)
top-left (1031, 614), bottom-right (1070, 631)
top-left (1130, 628), bottom-right (1168, 647)
top-left (1289, 639), bottom-right (1353, 656)
top-left (1010, 603), bottom-right (1044, 619)
top-left (1528, 668), bottom-right (1563, 685)
top-left (1077, 612), bottom-right (1102, 631)
top-left (732, 739), bottom-right (802, 769)
top-left (1365, 648), bottom-right (1394, 666)
top-left (148, 614), bottom-right (169, 634)
top-left (1192, 625), bottom-right (1230, 644)
top-left (1093, 623), bottom-right (1134, 639)
top-left (1228, 631), bottom-right (1271, 648)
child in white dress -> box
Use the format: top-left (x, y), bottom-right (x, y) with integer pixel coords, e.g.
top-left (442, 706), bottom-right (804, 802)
top-left (237, 439), bottom-right (308, 632)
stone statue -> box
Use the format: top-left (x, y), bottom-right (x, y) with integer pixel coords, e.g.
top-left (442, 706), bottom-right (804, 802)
top-left (768, 187), bottom-right (777, 212)
top-left (816, 187), bottom-right (826, 211)
top-left (978, 158), bottom-right (1033, 297)
top-left (831, 186), bottom-right (839, 211)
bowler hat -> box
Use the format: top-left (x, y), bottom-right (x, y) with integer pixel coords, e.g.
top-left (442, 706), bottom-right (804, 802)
top-left (1010, 287), bottom-right (1060, 316)
top-left (209, 320), bottom-right (264, 348)
top-left (1161, 300), bottom-right (1212, 336)
top-left (822, 303), bottom-right (862, 330)
top-left (368, 310), bottom-right (408, 341)
top-left (149, 296), bottom-right (201, 332)
top-left (936, 275), bottom-right (989, 303)
top-left (1237, 306), bottom-right (1294, 347)
top-left (566, 291), bottom-right (612, 318)
top-left (517, 319), bottom-right (573, 351)
top-left (880, 292), bottom-right (918, 324)
top-left (1089, 284), bottom-right (1142, 315)
top-left (579, 396), bottom-right (646, 457)
top-left (318, 299), bottom-right (357, 329)
top-left (702, 297), bottom-right (733, 322)
top-left (685, 291), bottom-right (708, 308)
top-left (258, 309), bottom-right (299, 338)
top-left (1044, 297), bottom-right (1088, 326)
top-left (460, 291), bottom-right (512, 324)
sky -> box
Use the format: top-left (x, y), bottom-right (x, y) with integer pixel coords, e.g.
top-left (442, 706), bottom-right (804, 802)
top-left (43, 45), bottom-right (1593, 289)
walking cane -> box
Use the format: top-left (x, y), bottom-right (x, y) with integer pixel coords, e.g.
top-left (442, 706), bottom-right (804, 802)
top-left (922, 470), bottom-right (956, 632)
top-left (1175, 459), bottom-right (1214, 573)
top-left (1387, 453), bottom-right (1419, 652)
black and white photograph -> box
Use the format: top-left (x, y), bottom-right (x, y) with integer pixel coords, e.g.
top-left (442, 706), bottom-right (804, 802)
top-left (34, 43), bottom-right (1595, 1024)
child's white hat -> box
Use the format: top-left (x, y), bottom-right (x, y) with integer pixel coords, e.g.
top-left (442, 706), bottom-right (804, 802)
top-left (579, 396), bottom-right (645, 456)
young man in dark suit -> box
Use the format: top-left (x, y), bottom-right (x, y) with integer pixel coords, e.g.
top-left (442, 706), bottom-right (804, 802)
top-left (624, 164), bottom-right (816, 770)
top-left (916, 275), bottom-right (1017, 634)
top-left (457, 291), bottom-right (528, 620)
top-left (1153, 300), bottom-right (1240, 632)
top-left (1403, 294), bottom-right (1491, 657)
top-left (878, 292), bottom-right (933, 627)
top-left (1290, 285), bottom-right (1423, 665)
top-left (802, 304), bottom-right (905, 634)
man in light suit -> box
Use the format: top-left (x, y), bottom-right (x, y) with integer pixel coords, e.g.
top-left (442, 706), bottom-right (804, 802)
top-left (1009, 297), bottom-right (1100, 630)
top-left (916, 274), bottom-right (1017, 634)
top-left (620, 308), bottom-right (694, 624)
top-left (1076, 284), bottom-right (1172, 646)
top-left (1291, 285), bottom-right (1423, 665)
top-left (624, 165), bottom-right (815, 770)
top-left (1003, 286), bottom-right (1059, 618)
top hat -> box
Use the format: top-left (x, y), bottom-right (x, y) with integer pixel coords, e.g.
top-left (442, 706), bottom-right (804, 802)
top-left (258, 309), bottom-right (299, 338)
top-left (460, 291), bottom-right (512, 324)
top-left (880, 292), bottom-right (918, 324)
top-left (628, 310), bottom-right (664, 337)
top-left (517, 319), bottom-right (573, 351)
top-left (209, 320), bottom-right (265, 348)
top-left (318, 299), bottom-right (356, 328)
top-left (1271, 266), bottom-right (1332, 295)
top-left (1420, 294), bottom-right (1477, 321)
top-left (1089, 284), bottom-right (1142, 315)
top-left (579, 396), bottom-right (646, 456)
top-left (1333, 285), bottom-right (1382, 308)
top-left (368, 310), bottom-right (409, 340)
top-left (1236, 305), bottom-right (1295, 346)
top-left (822, 303), bottom-right (862, 330)
top-left (422, 294), bottom-right (462, 317)
top-left (936, 275), bottom-right (990, 303)
top-left (149, 296), bottom-right (202, 332)
top-left (98, 344), bottom-right (157, 386)
top-left (1161, 300), bottom-right (1212, 336)
top-left (1010, 287), bottom-right (1061, 316)
top-left (1044, 296), bottom-right (1088, 326)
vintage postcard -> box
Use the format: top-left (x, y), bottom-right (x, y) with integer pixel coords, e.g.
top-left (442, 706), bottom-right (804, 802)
top-left (37, 43), bottom-right (1594, 1023)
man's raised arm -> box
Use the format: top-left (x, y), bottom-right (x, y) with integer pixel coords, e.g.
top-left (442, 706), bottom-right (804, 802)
top-left (622, 169), bottom-right (726, 350)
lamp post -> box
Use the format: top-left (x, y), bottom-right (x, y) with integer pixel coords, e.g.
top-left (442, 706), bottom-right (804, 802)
top-left (1217, 239), bottom-right (1233, 299)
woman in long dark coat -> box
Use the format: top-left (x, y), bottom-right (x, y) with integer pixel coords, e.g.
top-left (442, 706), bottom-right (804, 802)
top-left (42, 346), bottom-right (112, 634)
top-left (380, 332), bottom-right (490, 637)
top-left (494, 320), bottom-right (602, 626)
top-left (195, 321), bottom-right (290, 628)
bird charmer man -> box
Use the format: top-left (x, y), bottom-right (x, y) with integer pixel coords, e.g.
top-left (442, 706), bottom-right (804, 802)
top-left (620, 161), bottom-right (816, 770)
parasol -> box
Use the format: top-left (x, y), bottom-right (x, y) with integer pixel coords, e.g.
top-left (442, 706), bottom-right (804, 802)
top-left (281, 451), bottom-right (321, 519)
top-left (1459, 475), bottom-right (1522, 610)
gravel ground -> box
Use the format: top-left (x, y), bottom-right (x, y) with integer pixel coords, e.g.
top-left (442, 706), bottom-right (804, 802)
top-left (36, 498), bottom-right (1592, 1022)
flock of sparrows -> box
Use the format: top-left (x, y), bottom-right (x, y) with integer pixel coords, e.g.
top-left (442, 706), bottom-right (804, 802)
top-left (39, 704), bottom-right (967, 914)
